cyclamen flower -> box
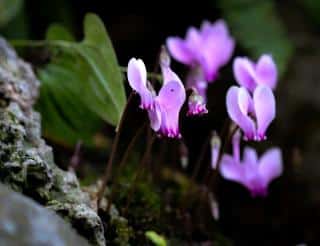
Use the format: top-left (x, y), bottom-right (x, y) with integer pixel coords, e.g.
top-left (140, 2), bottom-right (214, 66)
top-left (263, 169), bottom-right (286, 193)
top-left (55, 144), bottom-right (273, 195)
top-left (127, 58), bottom-right (186, 138)
top-left (167, 19), bottom-right (235, 81)
top-left (226, 85), bottom-right (275, 141)
top-left (220, 131), bottom-right (283, 197)
top-left (233, 54), bottom-right (278, 92)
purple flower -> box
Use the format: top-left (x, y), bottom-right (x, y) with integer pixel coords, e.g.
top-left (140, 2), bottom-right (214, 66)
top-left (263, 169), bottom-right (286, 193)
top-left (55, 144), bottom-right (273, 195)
top-left (226, 85), bottom-right (275, 141)
top-left (233, 54), bottom-right (278, 92)
top-left (167, 20), bottom-right (235, 81)
top-left (220, 132), bottom-right (283, 197)
top-left (127, 58), bottom-right (186, 138)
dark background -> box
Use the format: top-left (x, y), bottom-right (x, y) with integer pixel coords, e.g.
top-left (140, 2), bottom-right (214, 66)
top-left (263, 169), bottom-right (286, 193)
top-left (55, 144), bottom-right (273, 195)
top-left (5, 0), bottom-right (320, 245)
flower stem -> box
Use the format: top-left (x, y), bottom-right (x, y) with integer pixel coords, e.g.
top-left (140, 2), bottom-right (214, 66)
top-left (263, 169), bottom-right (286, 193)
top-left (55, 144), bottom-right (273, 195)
top-left (191, 135), bottom-right (211, 182)
top-left (106, 122), bottom-right (147, 212)
top-left (123, 133), bottom-right (156, 215)
top-left (96, 92), bottom-right (134, 206)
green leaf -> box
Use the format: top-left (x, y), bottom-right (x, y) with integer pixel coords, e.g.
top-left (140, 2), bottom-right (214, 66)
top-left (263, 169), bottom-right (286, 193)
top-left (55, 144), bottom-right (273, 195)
top-left (36, 13), bottom-right (126, 146)
top-left (219, 0), bottom-right (293, 76)
top-left (0, 0), bottom-right (23, 28)
top-left (145, 231), bottom-right (167, 246)
top-left (46, 24), bottom-right (75, 41)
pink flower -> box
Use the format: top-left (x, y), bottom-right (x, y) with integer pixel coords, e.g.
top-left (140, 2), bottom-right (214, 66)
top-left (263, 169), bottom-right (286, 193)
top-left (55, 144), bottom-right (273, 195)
top-left (233, 54), bottom-right (278, 92)
top-left (226, 85), bottom-right (275, 141)
top-left (127, 58), bottom-right (186, 138)
top-left (220, 132), bottom-right (283, 197)
top-left (167, 20), bottom-right (235, 81)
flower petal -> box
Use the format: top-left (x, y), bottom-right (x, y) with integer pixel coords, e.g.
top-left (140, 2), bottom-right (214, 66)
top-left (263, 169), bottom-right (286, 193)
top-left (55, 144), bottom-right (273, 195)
top-left (233, 57), bottom-right (256, 92)
top-left (127, 58), bottom-right (154, 109)
top-left (166, 37), bottom-right (194, 65)
top-left (220, 154), bottom-right (245, 184)
top-left (160, 63), bottom-right (182, 85)
top-left (243, 147), bottom-right (258, 166)
top-left (238, 87), bottom-right (252, 115)
top-left (148, 101), bottom-right (162, 132)
top-left (256, 54), bottom-right (277, 89)
top-left (156, 80), bottom-right (186, 138)
top-left (200, 35), bottom-right (234, 81)
top-left (226, 86), bottom-right (256, 140)
top-left (253, 85), bottom-right (276, 140)
top-left (258, 148), bottom-right (283, 186)
top-left (200, 19), bottom-right (229, 38)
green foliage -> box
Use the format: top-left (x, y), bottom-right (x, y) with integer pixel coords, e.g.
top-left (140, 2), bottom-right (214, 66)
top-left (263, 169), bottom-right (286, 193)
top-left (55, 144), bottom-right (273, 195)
top-left (145, 231), bottom-right (167, 246)
top-left (219, 0), bottom-right (293, 76)
top-left (0, 0), bottom-right (23, 28)
top-left (36, 13), bottom-right (126, 146)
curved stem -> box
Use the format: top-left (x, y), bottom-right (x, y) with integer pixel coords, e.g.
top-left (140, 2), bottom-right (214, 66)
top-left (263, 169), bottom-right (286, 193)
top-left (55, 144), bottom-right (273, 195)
top-left (96, 92), bottom-right (134, 206)
top-left (106, 122), bottom-right (147, 212)
top-left (123, 134), bottom-right (156, 215)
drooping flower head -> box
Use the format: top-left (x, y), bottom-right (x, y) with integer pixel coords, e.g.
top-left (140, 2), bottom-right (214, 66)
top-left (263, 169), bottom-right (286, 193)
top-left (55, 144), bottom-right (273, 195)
top-left (233, 54), bottom-right (278, 92)
top-left (167, 19), bottom-right (235, 82)
top-left (226, 85), bottom-right (275, 141)
top-left (220, 131), bottom-right (283, 197)
top-left (127, 58), bottom-right (186, 138)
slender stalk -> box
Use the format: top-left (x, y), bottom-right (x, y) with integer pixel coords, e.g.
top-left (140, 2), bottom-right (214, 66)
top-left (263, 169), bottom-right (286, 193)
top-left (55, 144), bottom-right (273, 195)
top-left (69, 140), bottom-right (83, 171)
top-left (123, 134), bottom-right (156, 215)
top-left (191, 135), bottom-right (211, 182)
top-left (96, 93), bottom-right (134, 206)
top-left (106, 123), bottom-right (147, 212)
top-left (206, 125), bottom-right (239, 190)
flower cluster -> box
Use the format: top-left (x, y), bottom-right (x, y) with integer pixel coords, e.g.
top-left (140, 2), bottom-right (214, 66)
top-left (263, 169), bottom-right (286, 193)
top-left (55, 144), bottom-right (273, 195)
top-left (226, 55), bottom-right (277, 141)
top-left (126, 19), bottom-right (283, 197)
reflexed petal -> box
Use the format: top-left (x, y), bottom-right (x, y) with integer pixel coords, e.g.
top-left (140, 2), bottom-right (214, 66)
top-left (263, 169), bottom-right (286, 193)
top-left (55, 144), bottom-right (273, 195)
top-left (226, 86), bottom-right (255, 140)
top-left (233, 57), bottom-right (256, 91)
top-left (243, 147), bottom-right (258, 166)
top-left (166, 37), bottom-right (193, 65)
top-left (200, 35), bottom-right (234, 81)
top-left (148, 101), bottom-right (161, 132)
top-left (220, 155), bottom-right (245, 184)
top-left (127, 58), bottom-right (147, 90)
top-left (127, 58), bottom-right (154, 109)
top-left (211, 19), bottom-right (229, 36)
top-left (256, 55), bottom-right (277, 89)
top-left (156, 81), bottom-right (186, 138)
top-left (160, 64), bottom-right (182, 85)
top-left (186, 27), bottom-right (203, 57)
top-left (259, 148), bottom-right (283, 186)
top-left (238, 87), bottom-right (252, 115)
top-left (253, 85), bottom-right (276, 140)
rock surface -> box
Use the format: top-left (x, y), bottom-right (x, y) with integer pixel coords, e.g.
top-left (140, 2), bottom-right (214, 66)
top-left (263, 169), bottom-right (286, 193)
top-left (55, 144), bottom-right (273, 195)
top-left (0, 184), bottom-right (90, 246)
top-left (0, 38), bottom-right (105, 245)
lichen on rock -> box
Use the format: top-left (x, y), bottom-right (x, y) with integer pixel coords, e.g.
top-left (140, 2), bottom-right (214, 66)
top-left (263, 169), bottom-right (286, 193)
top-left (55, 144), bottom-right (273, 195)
top-left (0, 38), bottom-right (105, 246)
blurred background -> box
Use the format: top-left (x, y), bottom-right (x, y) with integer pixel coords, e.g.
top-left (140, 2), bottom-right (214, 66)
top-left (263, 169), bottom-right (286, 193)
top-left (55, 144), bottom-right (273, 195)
top-left (1, 0), bottom-right (320, 245)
